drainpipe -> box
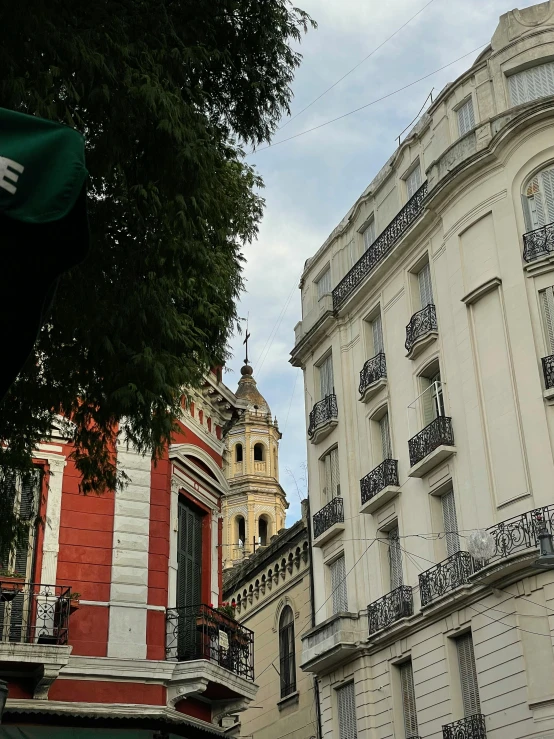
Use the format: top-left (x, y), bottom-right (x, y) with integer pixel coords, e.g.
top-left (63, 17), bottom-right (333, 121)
top-left (304, 497), bottom-right (322, 739)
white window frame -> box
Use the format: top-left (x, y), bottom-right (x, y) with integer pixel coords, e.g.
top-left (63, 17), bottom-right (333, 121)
top-left (405, 162), bottom-right (422, 200)
top-left (456, 632), bottom-right (481, 717)
top-left (456, 96), bottom-right (475, 137)
top-left (363, 219), bottom-right (376, 251)
top-left (329, 553), bottom-right (348, 615)
top-left (317, 352), bottom-right (334, 400)
top-left (399, 660), bottom-right (419, 738)
top-left (508, 60), bottom-right (554, 107)
top-left (322, 446), bottom-right (341, 501)
top-left (336, 681), bottom-right (358, 739)
top-left (315, 267), bottom-right (332, 301)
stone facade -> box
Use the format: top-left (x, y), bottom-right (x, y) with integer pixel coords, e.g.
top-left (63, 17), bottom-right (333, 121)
top-left (223, 507), bottom-right (317, 739)
top-left (291, 3), bottom-right (554, 738)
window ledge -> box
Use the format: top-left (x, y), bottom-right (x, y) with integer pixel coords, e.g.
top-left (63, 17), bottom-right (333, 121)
top-left (544, 387), bottom-right (554, 404)
top-left (524, 252), bottom-right (554, 277)
top-left (277, 690), bottom-right (299, 710)
top-left (313, 521), bottom-right (345, 548)
top-left (405, 330), bottom-right (438, 360)
top-left (309, 418), bottom-right (338, 445)
top-left (408, 445), bottom-right (456, 478)
top-left (360, 486), bottom-right (401, 515)
top-left (359, 378), bottom-right (387, 403)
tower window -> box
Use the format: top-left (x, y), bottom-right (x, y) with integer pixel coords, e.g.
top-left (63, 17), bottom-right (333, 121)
top-left (259, 516), bottom-right (270, 546)
top-left (254, 443), bottom-right (264, 462)
top-left (236, 443), bottom-right (243, 462)
top-left (237, 516), bottom-right (246, 547)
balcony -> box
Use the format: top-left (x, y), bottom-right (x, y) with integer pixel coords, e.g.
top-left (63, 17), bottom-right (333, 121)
top-left (408, 416), bottom-right (455, 477)
top-left (419, 551), bottom-right (474, 608)
top-left (0, 582), bottom-right (73, 699)
top-left (368, 585), bottom-right (413, 636)
top-left (542, 355), bottom-right (554, 401)
top-left (523, 221), bottom-right (554, 264)
top-left (333, 182), bottom-right (428, 312)
top-left (405, 303), bottom-right (438, 358)
top-left (308, 393), bottom-right (338, 444)
top-left (358, 353), bottom-right (387, 402)
top-left (360, 459), bottom-right (400, 514)
top-left (442, 714), bottom-right (487, 739)
top-left (166, 603), bottom-right (254, 681)
top-left (312, 497), bottom-right (344, 547)
top-left (301, 612), bottom-right (364, 674)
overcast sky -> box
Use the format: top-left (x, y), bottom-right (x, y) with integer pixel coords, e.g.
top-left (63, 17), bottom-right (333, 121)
top-left (224, 0), bottom-right (538, 526)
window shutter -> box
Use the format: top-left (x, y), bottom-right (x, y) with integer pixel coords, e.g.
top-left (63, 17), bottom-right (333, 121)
top-left (456, 633), bottom-right (481, 717)
top-left (379, 413), bottom-right (392, 461)
top-left (406, 165), bottom-right (422, 200)
top-left (317, 269), bottom-right (332, 300)
top-left (330, 555), bottom-right (348, 614)
top-left (372, 314), bottom-right (384, 356)
top-left (363, 220), bottom-right (376, 251)
top-left (540, 167), bottom-right (554, 224)
top-left (400, 661), bottom-right (419, 738)
top-left (418, 262), bottom-right (433, 308)
top-left (319, 354), bottom-right (334, 399)
top-left (441, 489), bottom-right (460, 557)
top-left (330, 447), bottom-right (340, 498)
top-left (279, 607), bottom-right (296, 697)
top-left (457, 98), bottom-right (475, 137)
top-left (509, 61), bottom-right (554, 106)
top-left (388, 527), bottom-right (403, 589)
top-left (421, 377), bottom-right (436, 427)
top-left (540, 287), bottom-right (554, 355)
top-left (323, 453), bottom-right (332, 502)
top-left (337, 682), bottom-right (358, 739)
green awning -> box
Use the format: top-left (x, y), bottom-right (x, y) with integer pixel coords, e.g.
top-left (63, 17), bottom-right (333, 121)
top-left (0, 106), bottom-right (88, 225)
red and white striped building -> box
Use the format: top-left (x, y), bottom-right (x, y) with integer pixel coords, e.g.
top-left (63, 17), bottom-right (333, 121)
top-left (0, 369), bottom-right (257, 738)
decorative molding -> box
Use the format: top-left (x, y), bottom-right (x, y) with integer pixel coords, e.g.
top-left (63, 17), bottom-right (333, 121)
top-left (272, 595), bottom-right (297, 633)
top-left (461, 276), bottom-right (502, 305)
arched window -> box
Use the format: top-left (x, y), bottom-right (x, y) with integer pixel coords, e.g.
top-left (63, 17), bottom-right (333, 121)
top-left (524, 166), bottom-right (554, 231)
top-left (258, 516), bottom-right (270, 546)
top-left (235, 443), bottom-right (243, 463)
top-left (236, 516), bottom-right (246, 547)
top-left (279, 606), bottom-right (296, 698)
top-left (254, 443), bottom-right (264, 462)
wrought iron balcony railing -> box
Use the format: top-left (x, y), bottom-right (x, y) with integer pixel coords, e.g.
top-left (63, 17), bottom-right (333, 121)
top-left (542, 354), bottom-right (554, 390)
top-left (442, 714), bottom-right (487, 739)
top-left (368, 585), bottom-right (413, 635)
top-left (333, 182), bottom-right (428, 311)
top-left (0, 581), bottom-right (72, 645)
top-left (405, 303), bottom-right (438, 353)
top-left (523, 221), bottom-right (554, 262)
top-left (473, 505), bottom-right (554, 571)
top-left (360, 459), bottom-right (399, 505)
top-left (419, 551), bottom-right (474, 607)
top-left (408, 416), bottom-right (454, 468)
top-left (308, 393), bottom-right (338, 439)
top-left (359, 353), bottom-right (387, 396)
top-left (166, 603), bottom-right (254, 681)
top-left (313, 497), bottom-right (344, 540)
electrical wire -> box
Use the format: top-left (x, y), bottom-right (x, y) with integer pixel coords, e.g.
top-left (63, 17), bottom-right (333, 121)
top-left (252, 44), bottom-right (487, 154)
top-left (278, 0), bottom-right (439, 131)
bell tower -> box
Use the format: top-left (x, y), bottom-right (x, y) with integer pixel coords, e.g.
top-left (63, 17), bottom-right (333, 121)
top-left (222, 361), bottom-right (288, 568)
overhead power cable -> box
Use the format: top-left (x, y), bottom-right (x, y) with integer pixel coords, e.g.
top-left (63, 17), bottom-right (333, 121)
top-left (252, 44), bottom-right (487, 154)
top-left (279, 0), bottom-right (439, 131)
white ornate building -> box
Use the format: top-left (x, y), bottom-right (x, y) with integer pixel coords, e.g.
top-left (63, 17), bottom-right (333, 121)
top-left (291, 3), bottom-right (554, 739)
top-left (222, 363), bottom-right (288, 568)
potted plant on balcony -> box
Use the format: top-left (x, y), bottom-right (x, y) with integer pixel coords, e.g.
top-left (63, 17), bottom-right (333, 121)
top-left (0, 569), bottom-right (25, 602)
top-left (69, 592), bottom-right (81, 613)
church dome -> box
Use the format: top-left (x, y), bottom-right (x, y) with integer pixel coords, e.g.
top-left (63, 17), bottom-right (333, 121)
top-left (235, 364), bottom-right (271, 415)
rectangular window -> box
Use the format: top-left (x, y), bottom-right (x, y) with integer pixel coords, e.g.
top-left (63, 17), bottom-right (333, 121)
top-left (363, 220), bottom-right (376, 251)
top-left (371, 313), bottom-right (384, 356)
top-left (456, 633), bottom-right (481, 717)
top-left (388, 526), bottom-right (403, 589)
top-left (316, 268), bottom-right (332, 300)
top-left (346, 238), bottom-right (357, 269)
top-left (379, 412), bottom-right (392, 461)
top-left (457, 98), bottom-right (475, 136)
top-left (441, 489), bottom-right (460, 557)
top-left (417, 262), bottom-right (433, 308)
top-left (400, 661), bottom-right (419, 738)
top-left (323, 447), bottom-right (340, 500)
top-left (540, 286), bottom-right (554, 355)
top-left (330, 554), bottom-right (348, 614)
top-left (525, 168), bottom-right (554, 229)
top-left (421, 371), bottom-right (443, 426)
top-left (406, 164), bottom-right (422, 200)
top-left (337, 682), bottom-right (357, 739)
top-left (509, 61), bottom-right (554, 106)
top-left (319, 354), bottom-right (334, 399)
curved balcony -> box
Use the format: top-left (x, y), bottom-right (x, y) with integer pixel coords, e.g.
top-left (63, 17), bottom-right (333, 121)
top-left (419, 551), bottom-right (474, 608)
top-left (442, 714), bottom-right (487, 739)
top-left (308, 393), bottom-right (338, 444)
top-left (368, 585), bottom-right (413, 636)
top-left (405, 303), bottom-right (438, 358)
top-left (523, 221), bottom-right (554, 263)
top-left (358, 353), bottom-right (387, 402)
top-left (408, 416), bottom-right (455, 477)
top-left (312, 497), bottom-right (344, 546)
top-left (542, 354), bottom-right (554, 391)
top-left (333, 182), bottom-right (428, 312)
top-left (360, 459), bottom-right (399, 514)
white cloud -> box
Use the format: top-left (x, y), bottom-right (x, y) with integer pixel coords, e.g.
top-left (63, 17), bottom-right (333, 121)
top-left (226, 0), bottom-right (540, 525)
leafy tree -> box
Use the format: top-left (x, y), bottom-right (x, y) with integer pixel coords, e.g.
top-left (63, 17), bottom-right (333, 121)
top-left (0, 0), bottom-right (315, 556)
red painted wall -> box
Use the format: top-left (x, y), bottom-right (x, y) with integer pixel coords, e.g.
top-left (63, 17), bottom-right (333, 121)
top-left (175, 696), bottom-right (212, 722)
top-left (49, 680), bottom-right (165, 705)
